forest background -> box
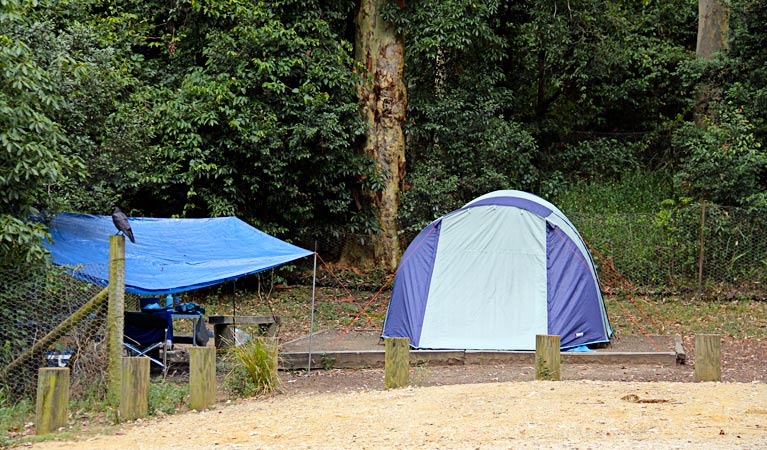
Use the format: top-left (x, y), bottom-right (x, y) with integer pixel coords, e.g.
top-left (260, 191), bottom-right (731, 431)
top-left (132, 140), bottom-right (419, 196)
top-left (2, 0), bottom-right (766, 280)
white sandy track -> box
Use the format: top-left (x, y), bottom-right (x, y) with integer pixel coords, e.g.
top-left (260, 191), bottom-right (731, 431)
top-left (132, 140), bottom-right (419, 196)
top-left (31, 381), bottom-right (767, 450)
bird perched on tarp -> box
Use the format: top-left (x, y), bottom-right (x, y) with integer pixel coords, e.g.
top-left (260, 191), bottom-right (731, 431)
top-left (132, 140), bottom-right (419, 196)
top-left (112, 206), bottom-right (135, 243)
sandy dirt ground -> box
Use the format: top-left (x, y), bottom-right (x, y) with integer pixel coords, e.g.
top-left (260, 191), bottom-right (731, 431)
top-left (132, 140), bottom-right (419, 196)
top-left (28, 380), bottom-right (767, 450)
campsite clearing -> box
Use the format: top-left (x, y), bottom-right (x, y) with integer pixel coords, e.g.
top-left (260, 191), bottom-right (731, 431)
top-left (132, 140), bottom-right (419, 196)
top-left (24, 336), bottom-right (767, 449)
top-left (28, 378), bottom-right (767, 449)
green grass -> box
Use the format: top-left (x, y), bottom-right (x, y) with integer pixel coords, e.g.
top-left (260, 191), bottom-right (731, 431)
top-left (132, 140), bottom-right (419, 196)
top-left (0, 389), bottom-right (33, 447)
top-left (188, 279), bottom-right (767, 345)
top-left (0, 376), bottom-right (189, 445)
top-left (148, 379), bottom-right (188, 415)
top-left (191, 280), bottom-right (767, 341)
top-left (552, 170), bottom-right (672, 215)
top-left (605, 295), bottom-right (767, 339)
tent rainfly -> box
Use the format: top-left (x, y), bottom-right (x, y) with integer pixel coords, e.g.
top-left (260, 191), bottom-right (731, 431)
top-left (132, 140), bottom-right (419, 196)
top-left (44, 213), bottom-right (313, 295)
top-left (382, 190), bottom-right (613, 350)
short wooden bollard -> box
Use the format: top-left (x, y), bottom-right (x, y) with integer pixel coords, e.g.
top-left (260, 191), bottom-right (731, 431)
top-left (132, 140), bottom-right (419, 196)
top-left (36, 367), bottom-right (70, 435)
top-left (535, 335), bottom-right (561, 381)
top-left (190, 346), bottom-right (216, 410)
top-left (694, 334), bottom-right (721, 382)
top-left (120, 357), bottom-right (150, 421)
top-left (384, 337), bottom-right (410, 389)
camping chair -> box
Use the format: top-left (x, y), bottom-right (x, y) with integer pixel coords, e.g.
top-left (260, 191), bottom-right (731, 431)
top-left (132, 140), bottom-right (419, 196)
top-left (123, 311), bottom-right (174, 377)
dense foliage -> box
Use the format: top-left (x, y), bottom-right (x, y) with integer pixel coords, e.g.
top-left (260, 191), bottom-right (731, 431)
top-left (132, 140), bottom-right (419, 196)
top-left (47, 0), bottom-right (369, 239)
top-left (726, 0), bottom-right (767, 143)
top-left (2, 0), bottom-right (766, 268)
top-left (385, 0), bottom-right (703, 232)
top-left (0, 0), bottom-right (86, 266)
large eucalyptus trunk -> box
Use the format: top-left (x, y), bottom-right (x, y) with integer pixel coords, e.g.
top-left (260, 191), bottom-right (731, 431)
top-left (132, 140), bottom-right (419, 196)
top-left (349, 0), bottom-right (406, 271)
top-left (695, 0), bottom-right (730, 122)
top-left (696, 0), bottom-right (729, 59)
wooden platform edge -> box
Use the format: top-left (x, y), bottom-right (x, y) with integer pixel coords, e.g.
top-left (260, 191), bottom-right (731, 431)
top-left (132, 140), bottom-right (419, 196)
top-left (278, 349), bottom-right (680, 370)
top-left (208, 315), bottom-right (280, 325)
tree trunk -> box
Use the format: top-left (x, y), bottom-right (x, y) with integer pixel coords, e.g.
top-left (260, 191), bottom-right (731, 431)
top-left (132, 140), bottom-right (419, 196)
top-left (352, 0), bottom-right (407, 271)
top-left (695, 0), bottom-right (729, 123)
top-left (696, 0), bottom-right (729, 59)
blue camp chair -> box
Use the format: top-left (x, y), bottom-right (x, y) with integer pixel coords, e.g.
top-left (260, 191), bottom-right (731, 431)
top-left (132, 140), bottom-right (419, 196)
top-left (123, 311), bottom-right (174, 377)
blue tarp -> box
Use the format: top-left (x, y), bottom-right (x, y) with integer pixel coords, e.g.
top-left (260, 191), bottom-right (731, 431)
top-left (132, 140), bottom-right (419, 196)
top-left (44, 213), bottom-right (313, 295)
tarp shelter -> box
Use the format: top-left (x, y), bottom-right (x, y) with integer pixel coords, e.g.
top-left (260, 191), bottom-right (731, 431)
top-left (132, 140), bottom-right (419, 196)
top-left (44, 213), bottom-right (313, 295)
top-left (383, 190), bottom-right (612, 350)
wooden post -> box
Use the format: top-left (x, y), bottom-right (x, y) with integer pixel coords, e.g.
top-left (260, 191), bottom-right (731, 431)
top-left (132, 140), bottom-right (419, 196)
top-left (384, 337), bottom-right (409, 389)
top-left (535, 335), bottom-right (561, 381)
top-left (119, 357), bottom-right (150, 422)
top-left (35, 368), bottom-right (70, 435)
top-left (694, 334), bottom-right (721, 382)
top-left (189, 346), bottom-right (216, 410)
top-left (107, 235), bottom-right (126, 406)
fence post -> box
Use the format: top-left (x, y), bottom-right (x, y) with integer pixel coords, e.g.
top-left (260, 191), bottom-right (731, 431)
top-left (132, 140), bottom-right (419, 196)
top-left (697, 199), bottom-right (706, 293)
top-left (694, 334), bottom-right (721, 382)
top-left (384, 337), bottom-right (410, 389)
top-left (119, 357), bottom-right (150, 421)
top-left (535, 335), bottom-right (561, 381)
top-left (35, 367), bottom-right (70, 435)
top-left (189, 346), bottom-right (216, 410)
top-left (107, 235), bottom-right (126, 407)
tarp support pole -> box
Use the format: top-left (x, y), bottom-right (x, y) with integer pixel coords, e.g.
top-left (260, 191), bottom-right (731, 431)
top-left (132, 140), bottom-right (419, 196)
top-left (308, 245), bottom-right (317, 373)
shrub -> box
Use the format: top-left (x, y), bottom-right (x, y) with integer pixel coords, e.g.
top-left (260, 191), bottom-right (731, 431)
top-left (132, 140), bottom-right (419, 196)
top-left (223, 338), bottom-right (279, 399)
top-left (673, 106), bottom-right (766, 206)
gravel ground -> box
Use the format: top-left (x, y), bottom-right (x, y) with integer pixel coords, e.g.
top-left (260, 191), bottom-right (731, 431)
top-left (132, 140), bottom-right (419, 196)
top-left (22, 335), bottom-right (767, 449)
top-left (29, 380), bottom-right (767, 449)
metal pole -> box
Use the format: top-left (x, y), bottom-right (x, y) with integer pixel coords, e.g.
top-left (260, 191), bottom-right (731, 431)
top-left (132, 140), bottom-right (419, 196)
top-left (697, 200), bottom-right (706, 293)
top-left (232, 279), bottom-right (237, 342)
top-left (308, 243), bottom-right (318, 373)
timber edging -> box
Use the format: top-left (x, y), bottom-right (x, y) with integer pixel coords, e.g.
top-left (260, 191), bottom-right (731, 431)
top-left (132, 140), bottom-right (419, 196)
top-left (279, 349), bottom-right (680, 370)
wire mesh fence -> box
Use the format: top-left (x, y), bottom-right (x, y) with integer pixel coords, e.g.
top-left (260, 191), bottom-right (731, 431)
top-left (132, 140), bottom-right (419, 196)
top-left (0, 264), bottom-right (109, 400)
top-left (570, 203), bottom-right (767, 295)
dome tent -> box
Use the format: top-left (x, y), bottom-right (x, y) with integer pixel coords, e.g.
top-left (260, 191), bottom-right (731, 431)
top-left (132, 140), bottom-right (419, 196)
top-left (383, 190), bottom-right (612, 350)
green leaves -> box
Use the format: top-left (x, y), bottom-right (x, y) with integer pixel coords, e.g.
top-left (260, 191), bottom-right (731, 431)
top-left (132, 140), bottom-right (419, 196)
top-left (1, 0), bottom-right (87, 267)
top-left (673, 107), bottom-right (766, 206)
top-left (88, 1), bottom-right (369, 236)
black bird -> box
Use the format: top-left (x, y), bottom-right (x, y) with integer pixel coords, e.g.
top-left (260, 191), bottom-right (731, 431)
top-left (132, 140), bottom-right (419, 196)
top-left (112, 206), bottom-right (135, 243)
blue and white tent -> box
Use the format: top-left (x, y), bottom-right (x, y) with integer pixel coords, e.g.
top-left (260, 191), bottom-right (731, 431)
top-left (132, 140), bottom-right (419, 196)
top-left (383, 190), bottom-right (612, 350)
